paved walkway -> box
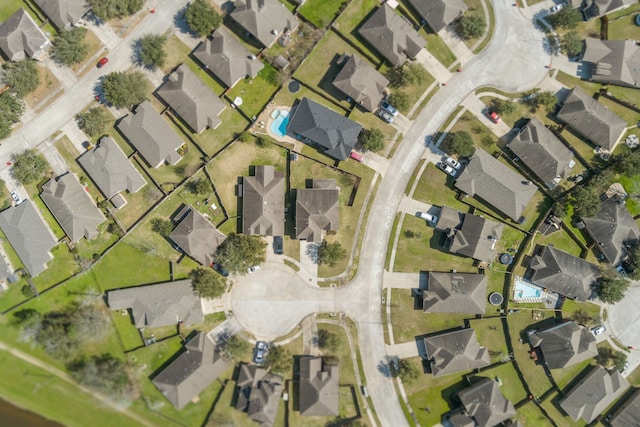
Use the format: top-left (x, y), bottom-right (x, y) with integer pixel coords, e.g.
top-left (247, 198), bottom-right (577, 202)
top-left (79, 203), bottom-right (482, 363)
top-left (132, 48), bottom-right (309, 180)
top-left (439, 26), bottom-right (474, 66)
top-left (383, 271), bottom-right (420, 290)
top-left (416, 49), bottom-right (452, 83)
top-left (386, 342), bottom-right (420, 359)
top-left (398, 195), bottom-right (436, 217)
top-left (301, 315), bottom-right (321, 356)
top-left (37, 138), bottom-right (68, 176)
top-left (363, 152), bottom-right (391, 176)
top-left (60, 120), bottom-right (91, 154)
top-left (298, 241), bottom-right (319, 286)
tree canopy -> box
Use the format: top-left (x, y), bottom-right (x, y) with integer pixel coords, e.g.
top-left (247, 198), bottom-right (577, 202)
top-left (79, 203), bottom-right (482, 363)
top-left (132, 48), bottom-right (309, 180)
top-left (89, 0), bottom-right (144, 21)
top-left (595, 277), bottom-right (629, 304)
top-left (150, 217), bottom-right (173, 237)
top-left (360, 128), bottom-right (385, 152)
top-left (317, 241), bottom-right (347, 268)
top-left (10, 149), bottom-right (48, 185)
top-left (215, 233), bottom-right (266, 274)
top-left (137, 34), bottom-right (167, 69)
top-left (489, 98), bottom-right (516, 115)
top-left (2, 60), bottom-right (39, 97)
top-left (548, 7), bottom-right (582, 30)
top-left (570, 186), bottom-right (600, 218)
top-left (185, 0), bottom-right (223, 37)
top-left (188, 178), bottom-right (211, 195)
top-left (562, 31), bottom-right (583, 57)
top-left (391, 359), bottom-right (420, 383)
top-left (625, 242), bottom-right (640, 280)
top-left (446, 131), bottom-right (475, 158)
top-left (265, 345), bottom-right (292, 375)
top-left (388, 91), bottom-right (409, 112)
top-left (0, 92), bottom-right (25, 140)
top-left (190, 268), bottom-right (226, 299)
top-left (219, 334), bottom-right (250, 361)
top-left (68, 354), bottom-right (133, 399)
top-left (457, 14), bottom-right (486, 40)
top-left (386, 64), bottom-right (430, 88)
top-left (317, 329), bottom-right (340, 353)
top-left (76, 107), bottom-right (110, 137)
top-left (53, 27), bottom-right (89, 65)
top-left (102, 71), bottom-right (150, 108)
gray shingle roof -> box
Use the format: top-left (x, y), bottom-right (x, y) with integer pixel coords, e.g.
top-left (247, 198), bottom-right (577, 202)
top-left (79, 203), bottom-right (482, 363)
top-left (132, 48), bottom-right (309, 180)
top-left (230, 0), bottom-right (298, 48)
top-left (116, 101), bottom-right (184, 168)
top-left (287, 97), bottom-right (362, 160)
top-left (610, 388), bottom-right (640, 427)
top-left (332, 54), bottom-right (389, 112)
top-left (457, 378), bottom-right (516, 427)
top-left (235, 364), bottom-right (284, 427)
top-left (33, 0), bottom-right (89, 30)
top-left (560, 366), bottom-right (629, 423)
top-left (106, 279), bottom-right (204, 328)
top-left (424, 329), bottom-right (490, 377)
top-left (295, 179), bottom-right (339, 243)
top-left (156, 64), bottom-right (226, 133)
top-left (242, 165), bottom-right (285, 236)
top-left (584, 39), bottom-right (640, 88)
top-left (0, 8), bottom-right (51, 61)
top-left (408, 0), bottom-right (467, 32)
top-left (423, 272), bottom-right (487, 314)
top-left (169, 206), bottom-right (226, 266)
top-left (528, 321), bottom-right (597, 369)
top-left (444, 212), bottom-right (504, 263)
top-left (41, 173), bottom-right (106, 243)
top-left (582, 0), bottom-right (636, 19)
top-left (299, 356), bottom-right (339, 416)
top-left (192, 27), bottom-right (264, 88)
top-left (455, 148), bottom-right (538, 221)
top-left (152, 332), bottom-right (230, 409)
top-left (556, 87), bottom-right (627, 151)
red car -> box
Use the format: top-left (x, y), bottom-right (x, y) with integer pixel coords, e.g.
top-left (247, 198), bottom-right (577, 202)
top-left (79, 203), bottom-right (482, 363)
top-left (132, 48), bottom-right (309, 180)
top-left (97, 57), bottom-right (109, 68)
top-left (487, 109), bottom-right (501, 123)
top-left (350, 151), bottom-right (364, 162)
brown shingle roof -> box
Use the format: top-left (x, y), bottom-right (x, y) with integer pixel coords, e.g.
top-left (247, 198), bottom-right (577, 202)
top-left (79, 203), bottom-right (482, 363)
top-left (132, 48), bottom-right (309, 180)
top-left (423, 272), bottom-right (487, 314)
top-left (528, 321), bottom-right (597, 369)
top-left (169, 206), bottom-right (226, 266)
top-left (332, 54), bottom-right (389, 112)
top-left (457, 378), bottom-right (516, 427)
top-left (230, 0), bottom-right (298, 48)
top-left (299, 356), bottom-right (339, 416)
top-left (242, 165), bottom-right (285, 236)
top-left (235, 364), bottom-right (284, 427)
top-left (295, 179), bottom-right (339, 243)
top-left (424, 329), bottom-right (490, 377)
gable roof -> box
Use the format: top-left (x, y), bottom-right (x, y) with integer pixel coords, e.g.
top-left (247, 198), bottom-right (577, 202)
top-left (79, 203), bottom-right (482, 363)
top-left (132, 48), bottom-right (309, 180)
top-left (509, 118), bottom-right (575, 188)
top-left (455, 148), bottom-right (537, 221)
top-left (584, 38), bottom-right (640, 88)
top-left (582, 0), bottom-right (635, 19)
top-left (41, 173), bottom-right (106, 242)
top-left (287, 97), bottom-right (362, 160)
top-left (169, 206), bottom-right (226, 266)
top-left (116, 101), bottom-right (184, 168)
top-left (295, 179), bottom-right (340, 243)
top-left (0, 200), bottom-right (56, 277)
top-left (152, 332), bottom-right (230, 409)
top-left (156, 64), bottom-right (226, 133)
top-left (299, 356), bottom-right (339, 416)
top-left (446, 212), bottom-right (504, 263)
top-left (332, 54), bottom-right (389, 112)
top-left (0, 8), bottom-right (51, 61)
top-left (560, 366), bottom-right (629, 423)
top-left (408, 0), bottom-right (467, 32)
top-left (529, 246), bottom-right (600, 301)
top-left (528, 321), bottom-right (597, 369)
top-left (424, 329), bottom-right (490, 377)
top-left (33, 0), bottom-right (89, 30)
top-left (556, 87), bottom-right (627, 151)
top-left (423, 272), bottom-right (487, 314)
top-left (230, 0), bottom-right (298, 48)
top-left (106, 280), bottom-right (204, 328)
top-left (358, 4), bottom-right (425, 67)
top-left (235, 364), bottom-right (284, 427)
top-left (242, 165), bottom-right (285, 236)
top-left (77, 136), bottom-right (146, 200)
top-left (610, 388), bottom-right (640, 427)
top-left (457, 378), bottom-right (516, 427)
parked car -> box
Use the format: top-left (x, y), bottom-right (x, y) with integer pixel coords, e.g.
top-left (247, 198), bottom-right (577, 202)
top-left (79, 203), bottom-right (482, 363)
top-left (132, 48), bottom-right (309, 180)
top-left (212, 262), bottom-right (229, 277)
top-left (417, 212), bottom-right (438, 224)
top-left (380, 101), bottom-right (399, 117)
top-left (377, 109), bottom-right (394, 124)
top-left (350, 151), bottom-right (364, 162)
top-left (443, 156), bottom-right (462, 170)
top-left (591, 325), bottom-right (606, 336)
top-left (97, 57), bottom-right (109, 68)
top-left (273, 236), bottom-right (283, 255)
top-left (247, 265), bottom-right (261, 273)
top-left (437, 162), bottom-right (457, 177)
top-left (616, 265), bottom-right (628, 278)
top-left (487, 109), bottom-right (501, 123)
top-left (621, 361), bottom-right (630, 372)
top-left (10, 191), bottom-right (21, 205)
top-left (550, 2), bottom-right (566, 13)
top-left (254, 341), bottom-right (267, 364)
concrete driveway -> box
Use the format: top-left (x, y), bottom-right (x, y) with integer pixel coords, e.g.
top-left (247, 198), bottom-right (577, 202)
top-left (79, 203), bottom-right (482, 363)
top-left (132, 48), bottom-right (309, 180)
top-left (608, 285), bottom-right (640, 347)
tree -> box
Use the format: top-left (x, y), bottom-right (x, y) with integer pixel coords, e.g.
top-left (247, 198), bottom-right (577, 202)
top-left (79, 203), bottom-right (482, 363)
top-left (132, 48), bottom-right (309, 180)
top-left (150, 217), bottom-right (173, 237)
top-left (10, 149), bottom-right (48, 185)
top-left (456, 14), bottom-right (486, 40)
top-left (446, 131), bottom-right (475, 158)
top-left (137, 34), bottom-right (167, 69)
top-left (551, 198), bottom-right (569, 218)
top-left (190, 268), bottom-right (226, 299)
top-left (386, 64), bottom-right (429, 88)
top-left (215, 233), bottom-right (266, 274)
top-left (489, 98), bottom-right (516, 115)
top-left (102, 71), bottom-right (150, 108)
top-left (571, 309), bottom-right (599, 326)
top-left (53, 27), bottom-right (89, 65)
top-left (219, 334), bottom-right (250, 361)
top-left (562, 31), bottom-right (583, 57)
top-left (317, 329), bottom-right (340, 352)
top-left (595, 277), bottom-right (630, 304)
top-left (388, 91), bottom-right (410, 112)
top-left (185, 0), bottom-right (223, 37)
top-left (2, 60), bottom-right (39, 97)
top-left (0, 92), bottom-right (24, 139)
top-left (391, 359), bottom-right (420, 384)
top-left (68, 354), bottom-right (133, 399)
top-left (89, 0), bottom-right (144, 21)
top-left (188, 178), bottom-right (211, 195)
top-left (265, 345), bottom-right (292, 375)
top-left (359, 128), bottom-right (385, 152)
top-left (615, 150), bottom-right (640, 175)
top-left (625, 242), bottom-right (640, 280)
top-left (596, 346), bottom-right (627, 371)
top-left (571, 187), bottom-right (600, 218)
top-left (536, 90), bottom-right (557, 112)
top-left (76, 107), bottom-right (110, 137)
top-left (317, 241), bottom-right (347, 268)
top-left (548, 7), bottom-right (582, 30)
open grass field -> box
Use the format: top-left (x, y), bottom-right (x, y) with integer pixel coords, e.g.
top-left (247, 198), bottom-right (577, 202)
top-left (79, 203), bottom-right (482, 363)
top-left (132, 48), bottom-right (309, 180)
top-left (298, 0), bottom-right (348, 29)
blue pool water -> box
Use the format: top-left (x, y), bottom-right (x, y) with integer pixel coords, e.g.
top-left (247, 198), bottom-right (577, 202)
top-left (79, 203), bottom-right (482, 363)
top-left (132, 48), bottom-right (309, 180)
top-left (514, 281), bottom-right (542, 299)
top-left (270, 110), bottom-right (289, 137)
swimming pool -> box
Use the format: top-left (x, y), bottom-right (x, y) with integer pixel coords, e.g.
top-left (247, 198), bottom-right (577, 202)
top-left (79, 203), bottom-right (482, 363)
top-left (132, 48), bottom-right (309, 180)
top-left (270, 109), bottom-right (289, 137)
top-left (513, 279), bottom-right (542, 299)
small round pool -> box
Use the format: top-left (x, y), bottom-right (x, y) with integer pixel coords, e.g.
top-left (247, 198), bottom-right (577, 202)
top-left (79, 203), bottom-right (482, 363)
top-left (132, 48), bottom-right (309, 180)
top-left (270, 109), bottom-right (289, 137)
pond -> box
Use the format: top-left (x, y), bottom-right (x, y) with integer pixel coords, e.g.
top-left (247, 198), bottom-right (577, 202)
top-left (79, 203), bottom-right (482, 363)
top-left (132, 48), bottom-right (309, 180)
top-left (0, 398), bottom-right (63, 427)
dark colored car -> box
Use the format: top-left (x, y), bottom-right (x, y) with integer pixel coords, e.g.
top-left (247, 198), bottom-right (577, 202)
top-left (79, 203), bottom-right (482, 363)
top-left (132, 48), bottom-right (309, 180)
top-left (212, 262), bottom-right (229, 277)
top-left (97, 57), bottom-right (109, 68)
top-left (273, 236), bottom-right (283, 255)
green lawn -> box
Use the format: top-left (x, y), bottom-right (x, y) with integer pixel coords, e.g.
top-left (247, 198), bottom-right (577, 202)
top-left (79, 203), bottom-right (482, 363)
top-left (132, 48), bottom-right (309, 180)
top-left (469, 362), bottom-right (527, 404)
top-left (228, 63), bottom-right (280, 119)
top-left (298, 0), bottom-right (348, 29)
top-left (619, 174), bottom-right (640, 216)
top-left (608, 5), bottom-right (640, 40)
top-left (517, 401), bottom-right (554, 426)
top-left (332, 0), bottom-right (383, 63)
top-left (424, 33), bottom-right (457, 68)
top-left (290, 156), bottom-right (356, 206)
top-left (555, 71), bottom-right (601, 97)
top-left (551, 358), bottom-right (594, 391)
top-left (533, 229), bottom-right (583, 257)
top-left (598, 96), bottom-right (639, 126)
top-left (411, 163), bottom-right (469, 212)
top-left (469, 318), bottom-right (509, 363)
top-left (110, 310), bottom-right (143, 350)
top-left (384, 63), bottom-right (435, 115)
top-left (31, 244), bottom-right (80, 292)
top-left (163, 35), bottom-right (225, 95)
top-left (540, 391), bottom-right (587, 427)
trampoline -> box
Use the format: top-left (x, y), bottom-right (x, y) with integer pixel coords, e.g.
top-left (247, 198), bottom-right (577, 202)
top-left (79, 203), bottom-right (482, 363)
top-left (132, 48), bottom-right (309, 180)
top-left (288, 80), bottom-right (301, 93)
top-left (500, 253), bottom-right (513, 265)
top-left (489, 292), bottom-right (504, 306)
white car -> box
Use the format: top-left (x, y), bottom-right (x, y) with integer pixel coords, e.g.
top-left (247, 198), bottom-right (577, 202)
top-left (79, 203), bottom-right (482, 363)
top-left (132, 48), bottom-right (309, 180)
top-left (437, 162), bottom-right (457, 177)
top-left (550, 2), bottom-right (565, 12)
top-left (418, 212), bottom-right (439, 225)
top-left (443, 156), bottom-right (462, 170)
top-left (247, 265), bottom-right (261, 273)
top-left (10, 191), bottom-right (22, 205)
top-left (591, 325), bottom-right (606, 336)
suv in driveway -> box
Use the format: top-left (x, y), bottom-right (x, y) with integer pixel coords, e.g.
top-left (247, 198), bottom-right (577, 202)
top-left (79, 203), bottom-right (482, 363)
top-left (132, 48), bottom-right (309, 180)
top-left (591, 325), bottom-right (606, 336)
top-left (377, 109), bottom-right (394, 124)
top-left (437, 162), bottom-right (457, 177)
top-left (254, 341), bottom-right (267, 364)
top-left (380, 101), bottom-right (398, 116)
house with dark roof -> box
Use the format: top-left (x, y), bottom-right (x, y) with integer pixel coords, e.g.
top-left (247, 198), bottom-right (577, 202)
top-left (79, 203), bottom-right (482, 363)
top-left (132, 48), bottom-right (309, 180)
top-left (116, 101), bottom-right (184, 168)
top-left (556, 87), bottom-right (626, 151)
top-left (583, 39), bottom-right (640, 88)
top-left (560, 366), bottom-right (629, 423)
top-left (0, 200), bottom-right (56, 277)
top-left (576, 0), bottom-right (635, 20)
top-left (528, 321), bottom-right (597, 369)
top-left (455, 148), bottom-right (538, 221)
top-left (295, 179), bottom-right (339, 243)
top-left (299, 356), bottom-right (339, 416)
top-left (229, 0), bottom-right (298, 48)
top-left (424, 329), bottom-right (490, 377)
top-left (156, 64), bottom-right (226, 133)
top-left (106, 280), bottom-right (204, 328)
top-left (407, 0), bottom-right (467, 33)
top-left (242, 165), bottom-right (285, 237)
top-left (33, 0), bottom-right (89, 31)
top-left (235, 364), bottom-right (284, 427)
top-left (152, 332), bottom-right (229, 409)
top-left (457, 378), bottom-right (516, 427)
top-left (0, 8), bottom-right (51, 61)
top-left (332, 54), bottom-right (389, 112)
top-left (610, 388), bottom-right (640, 427)
top-left (358, 4), bottom-right (425, 67)
top-left (169, 206), bottom-right (226, 267)
top-left (423, 272), bottom-right (487, 314)
top-left (41, 173), bottom-right (106, 243)
top-left (508, 118), bottom-right (575, 188)
top-left (287, 97), bottom-right (362, 160)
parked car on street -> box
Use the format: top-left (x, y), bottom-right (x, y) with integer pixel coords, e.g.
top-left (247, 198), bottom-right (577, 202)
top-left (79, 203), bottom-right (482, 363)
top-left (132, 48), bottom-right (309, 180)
top-left (437, 162), bottom-right (457, 177)
top-left (443, 156), bottom-right (462, 170)
top-left (273, 236), bottom-right (283, 255)
top-left (380, 101), bottom-right (399, 116)
top-left (97, 57), bottom-right (109, 68)
top-left (377, 109), bottom-right (394, 124)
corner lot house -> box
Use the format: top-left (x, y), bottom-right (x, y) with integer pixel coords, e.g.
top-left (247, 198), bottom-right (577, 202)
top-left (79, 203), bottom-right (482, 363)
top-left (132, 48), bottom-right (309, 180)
top-left (242, 165), bottom-right (285, 237)
top-left (299, 356), bottom-right (339, 416)
top-left (0, 8), bottom-right (51, 61)
top-left (423, 272), bottom-right (487, 314)
top-left (332, 54), bottom-right (389, 112)
top-left (229, 0), bottom-right (298, 48)
top-left (455, 378), bottom-right (516, 427)
top-left (408, 0), bottom-right (467, 33)
top-left (424, 329), bottom-right (490, 377)
top-left (528, 321), bottom-right (597, 369)
top-left (169, 206), bottom-right (226, 266)
top-left (583, 38), bottom-right (640, 88)
top-left (33, 0), bottom-right (90, 31)
top-left (575, 0), bottom-right (636, 20)
top-left (295, 179), bottom-right (340, 243)
top-left (235, 364), bottom-right (284, 427)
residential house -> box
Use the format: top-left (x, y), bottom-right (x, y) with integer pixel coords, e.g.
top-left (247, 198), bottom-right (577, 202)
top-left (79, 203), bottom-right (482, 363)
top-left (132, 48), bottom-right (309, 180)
top-left (0, 200), bottom-right (57, 277)
top-left (573, 0), bottom-right (636, 20)
top-left (287, 97), bottom-right (362, 160)
top-left (156, 64), bottom-right (226, 133)
top-left (528, 321), bottom-right (597, 369)
top-left (583, 39), bottom-right (640, 88)
top-left (508, 118), bottom-right (575, 188)
top-left (407, 0), bottom-right (467, 33)
top-left (229, 0), bottom-right (298, 48)
top-left (33, 0), bottom-right (89, 31)
top-left (299, 356), bottom-right (339, 416)
top-left (169, 206), bottom-right (226, 266)
top-left (457, 378), bottom-right (517, 427)
top-left (358, 4), bottom-right (425, 67)
top-left (527, 245), bottom-right (600, 301)
top-left (242, 165), bottom-right (285, 236)
top-left (235, 364), bottom-right (284, 427)
top-left (332, 54), bottom-right (389, 112)
top-left (152, 332), bottom-right (230, 409)
top-left (41, 173), bottom-right (106, 242)
top-left (116, 101), bottom-right (184, 168)
top-left (422, 272), bottom-right (487, 314)
top-left (77, 136), bottom-right (147, 208)
top-left (106, 280), bottom-right (204, 328)
top-left (192, 27), bottom-right (264, 88)
top-left (0, 8), bottom-right (51, 61)
top-left (424, 329), bottom-right (490, 377)
top-left (610, 388), bottom-right (640, 427)
top-left (295, 179), bottom-right (339, 243)
top-left (560, 365), bottom-right (629, 423)
top-left (455, 148), bottom-right (538, 221)
top-left (556, 86), bottom-right (626, 151)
